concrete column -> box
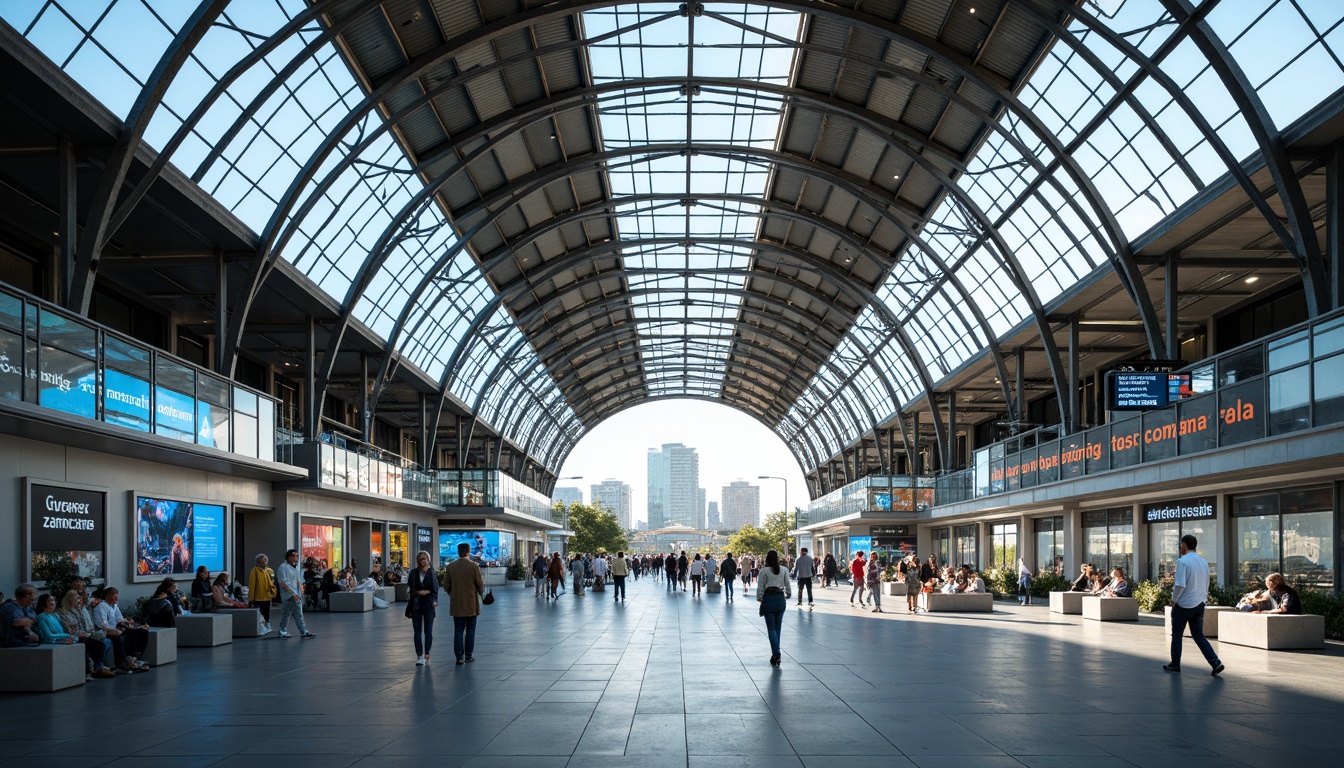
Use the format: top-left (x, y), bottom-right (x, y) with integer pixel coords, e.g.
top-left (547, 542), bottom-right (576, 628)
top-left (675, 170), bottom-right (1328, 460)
top-left (1062, 502), bottom-right (1082, 581)
top-left (1213, 495), bottom-right (1228, 587)
top-left (1131, 502), bottom-right (1147, 583)
top-left (1017, 514), bottom-right (1034, 574)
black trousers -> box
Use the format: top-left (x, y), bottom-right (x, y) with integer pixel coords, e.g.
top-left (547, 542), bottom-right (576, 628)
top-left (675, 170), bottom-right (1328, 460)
top-left (796, 577), bottom-right (813, 603)
top-left (613, 575), bottom-right (627, 600)
top-left (250, 600), bottom-right (271, 622)
top-left (109, 627), bottom-right (148, 666)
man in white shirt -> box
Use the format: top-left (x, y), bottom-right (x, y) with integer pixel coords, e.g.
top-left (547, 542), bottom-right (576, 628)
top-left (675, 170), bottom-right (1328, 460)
top-left (276, 549), bottom-right (316, 639)
top-left (592, 553), bottom-right (608, 585)
top-left (1165, 534), bottom-right (1223, 676)
top-left (91, 588), bottom-right (149, 672)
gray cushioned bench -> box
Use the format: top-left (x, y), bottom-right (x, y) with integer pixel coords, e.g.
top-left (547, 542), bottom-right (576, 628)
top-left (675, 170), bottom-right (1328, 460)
top-left (1218, 612), bottom-right (1326, 650)
top-left (175, 614), bottom-right (233, 647)
top-left (919, 592), bottom-right (993, 612)
top-left (143, 627), bottom-right (178, 665)
top-left (0, 644), bottom-right (86, 692)
top-left (328, 591), bottom-right (373, 612)
top-left (1164, 605), bottom-right (1234, 638)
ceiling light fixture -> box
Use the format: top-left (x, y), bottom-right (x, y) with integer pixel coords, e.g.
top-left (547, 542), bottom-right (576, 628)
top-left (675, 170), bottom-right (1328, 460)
top-left (893, 174), bottom-right (901, 180)
top-left (1245, 275), bottom-right (1260, 284)
top-left (969, 7), bottom-right (976, 13)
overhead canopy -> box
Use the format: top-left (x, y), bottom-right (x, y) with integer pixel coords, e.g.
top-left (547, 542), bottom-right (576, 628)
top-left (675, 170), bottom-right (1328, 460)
top-left (4, 0), bottom-right (1342, 482)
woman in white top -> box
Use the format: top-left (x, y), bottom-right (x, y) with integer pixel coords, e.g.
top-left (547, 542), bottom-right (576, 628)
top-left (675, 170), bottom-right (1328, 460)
top-left (756, 550), bottom-right (792, 666)
top-left (688, 553), bottom-right (706, 596)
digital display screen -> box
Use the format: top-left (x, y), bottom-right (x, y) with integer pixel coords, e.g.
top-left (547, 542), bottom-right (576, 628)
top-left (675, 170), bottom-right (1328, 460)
top-left (439, 530), bottom-right (514, 567)
top-left (154, 387), bottom-right (196, 442)
top-left (28, 482), bottom-right (105, 583)
top-left (1108, 371), bottom-right (1170, 410)
top-left (848, 535), bottom-right (873, 553)
top-left (104, 368), bottom-right (151, 432)
top-left (135, 495), bottom-right (227, 577)
top-left (39, 346), bottom-right (97, 419)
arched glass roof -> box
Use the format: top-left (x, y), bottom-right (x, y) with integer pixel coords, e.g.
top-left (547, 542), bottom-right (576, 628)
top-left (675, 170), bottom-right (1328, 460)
top-left (6, 0), bottom-right (1343, 479)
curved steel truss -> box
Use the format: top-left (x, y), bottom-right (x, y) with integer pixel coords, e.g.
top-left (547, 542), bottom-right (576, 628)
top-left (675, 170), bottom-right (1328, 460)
top-left (10, 0), bottom-right (1341, 491)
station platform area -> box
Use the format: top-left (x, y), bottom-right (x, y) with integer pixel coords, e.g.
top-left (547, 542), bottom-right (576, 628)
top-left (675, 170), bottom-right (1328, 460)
top-left (2, 578), bottom-right (1342, 768)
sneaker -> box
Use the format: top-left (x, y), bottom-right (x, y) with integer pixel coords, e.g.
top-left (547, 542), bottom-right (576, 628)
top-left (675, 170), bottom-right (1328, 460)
top-left (423, 656), bottom-right (430, 666)
top-left (92, 668), bottom-right (117, 679)
top-left (1162, 664), bottom-right (1180, 673)
top-left (465, 657), bottom-right (475, 663)
top-left (300, 632), bottom-right (316, 639)
top-left (1211, 663), bottom-right (1225, 677)
top-left (455, 659), bottom-right (465, 665)
top-left (416, 656), bottom-right (425, 666)
top-left (872, 607), bottom-right (882, 613)
top-left (279, 631), bottom-right (291, 638)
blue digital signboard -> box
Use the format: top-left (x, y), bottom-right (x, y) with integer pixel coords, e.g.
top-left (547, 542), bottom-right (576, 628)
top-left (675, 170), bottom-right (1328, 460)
top-left (848, 535), bottom-right (873, 554)
top-left (439, 530), bottom-right (515, 567)
top-left (104, 369), bottom-right (151, 432)
top-left (134, 494), bottom-right (227, 580)
top-left (154, 387), bottom-right (196, 442)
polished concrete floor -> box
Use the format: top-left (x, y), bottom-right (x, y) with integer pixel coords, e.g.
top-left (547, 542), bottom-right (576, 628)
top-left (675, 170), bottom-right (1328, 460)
top-left (3, 575), bottom-right (1343, 768)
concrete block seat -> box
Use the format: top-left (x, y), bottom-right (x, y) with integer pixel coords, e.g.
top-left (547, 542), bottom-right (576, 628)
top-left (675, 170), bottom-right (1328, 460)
top-left (919, 592), bottom-right (994, 612)
top-left (216, 607), bottom-right (263, 637)
top-left (328, 591), bottom-right (374, 612)
top-left (1164, 605), bottom-right (1235, 638)
top-left (0, 644), bottom-right (86, 692)
top-left (883, 581), bottom-right (908, 596)
top-left (175, 614), bottom-right (233, 647)
top-left (1050, 591), bottom-right (1084, 614)
top-left (374, 587), bottom-right (395, 605)
top-left (394, 583), bottom-right (410, 602)
top-left (1218, 612), bottom-right (1326, 650)
top-left (143, 628), bottom-right (178, 666)
top-left (1082, 596), bottom-right (1139, 621)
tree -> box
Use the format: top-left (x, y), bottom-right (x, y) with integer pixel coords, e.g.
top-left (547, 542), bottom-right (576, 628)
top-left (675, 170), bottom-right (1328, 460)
top-left (762, 510), bottom-right (796, 555)
top-left (726, 524), bottom-right (776, 557)
top-left (568, 502), bottom-right (629, 554)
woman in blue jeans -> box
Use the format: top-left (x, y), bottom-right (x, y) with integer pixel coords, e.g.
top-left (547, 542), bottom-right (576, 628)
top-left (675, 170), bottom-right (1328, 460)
top-left (408, 551), bottom-right (438, 666)
top-left (756, 549), bottom-right (792, 666)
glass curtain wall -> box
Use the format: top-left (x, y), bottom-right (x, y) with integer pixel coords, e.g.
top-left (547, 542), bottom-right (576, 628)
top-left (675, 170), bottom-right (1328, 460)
top-left (1232, 486), bottom-right (1335, 590)
top-left (1034, 516), bottom-right (1064, 575)
top-left (1148, 518), bottom-right (1218, 583)
top-left (1082, 508), bottom-right (1134, 579)
top-left (953, 524), bottom-right (978, 569)
top-left (989, 523), bottom-right (1018, 570)
top-left (931, 528), bottom-right (951, 570)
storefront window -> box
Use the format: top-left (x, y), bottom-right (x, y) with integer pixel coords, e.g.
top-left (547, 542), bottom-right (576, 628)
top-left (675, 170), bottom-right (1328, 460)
top-left (989, 522), bottom-right (1017, 569)
top-left (300, 519), bottom-right (343, 571)
top-left (1233, 487), bottom-right (1334, 590)
top-left (1147, 518), bottom-right (1217, 583)
top-left (953, 524), bottom-right (977, 569)
top-left (388, 525), bottom-right (409, 569)
top-left (1083, 508), bottom-right (1134, 579)
top-left (932, 527), bottom-right (950, 569)
top-left (1035, 516), bottom-right (1064, 575)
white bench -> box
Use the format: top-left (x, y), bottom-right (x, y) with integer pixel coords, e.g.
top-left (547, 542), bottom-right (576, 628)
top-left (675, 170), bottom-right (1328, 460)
top-left (883, 581), bottom-right (908, 596)
top-left (919, 592), bottom-right (994, 612)
top-left (1082, 596), bottom-right (1138, 621)
top-left (1164, 605), bottom-right (1235, 638)
top-left (1049, 591), bottom-right (1084, 614)
top-left (175, 614), bottom-right (233, 647)
top-left (394, 583), bottom-right (410, 602)
top-left (215, 607), bottom-right (264, 637)
top-left (143, 627), bottom-right (178, 666)
top-left (1218, 612), bottom-right (1326, 650)
top-left (374, 587), bottom-right (395, 605)
top-left (0, 644), bottom-right (86, 692)
top-left (328, 591), bottom-right (374, 612)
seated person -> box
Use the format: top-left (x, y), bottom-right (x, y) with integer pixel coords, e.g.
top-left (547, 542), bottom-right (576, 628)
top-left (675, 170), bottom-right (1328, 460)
top-left (320, 568), bottom-right (343, 606)
top-left (369, 569), bottom-right (383, 586)
top-left (1070, 565), bottom-right (1094, 592)
top-left (91, 588), bottom-right (150, 672)
top-left (57, 590), bottom-right (116, 679)
top-left (34, 593), bottom-right (76, 645)
top-left (190, 566), bottom-right (212, 606)
top-left (350, 575), bottom-right (379, 593)
top-left (1237, 588), bottom-right (1272, 612)
top-left (212, 573), bottom-right (249, 609)
top-left (1087, 571), bottom-right (1106, 595)
top-left (1, 584), bottom-right (40, 646)
top-left (1101, 567), bottom-right (1131, 597)
top-left (1253, 572), bottom-right (1303, 615)
top-left (966, 572), bottom-right (988, 594)
top-left (143, 579), bottom-right (184, 627)
top-left (340, 568), bottom-right (358, 592)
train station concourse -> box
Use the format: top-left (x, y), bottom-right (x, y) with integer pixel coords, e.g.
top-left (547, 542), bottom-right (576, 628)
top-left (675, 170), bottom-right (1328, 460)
top-left (5, 0), bottom-right (1344, 764)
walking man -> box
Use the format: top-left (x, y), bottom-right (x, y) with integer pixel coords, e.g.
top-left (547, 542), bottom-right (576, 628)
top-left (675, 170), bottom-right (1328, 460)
top-left (532, 552), bottom-right (548, 598)
top-left (720, 552), bottom-right (738, 602)
top-left (1165, 534), bottom-right (1224, 676)
top-left (665, 552), bottom-right (678, 592)
top-left (849, 551), bottom-right (867, 606)
top-left (276, 549), bottom-right (315, 639)
top-left (443, 541), bottom-right (484, 664)
top-left (794, 547), bottom-right (815, 607)
top-left (611, 551), bottom-right (629, 602)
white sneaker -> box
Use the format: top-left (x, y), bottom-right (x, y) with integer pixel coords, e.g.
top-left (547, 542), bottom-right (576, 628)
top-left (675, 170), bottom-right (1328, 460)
top-left (416, 656), bottom-right (425, 666)
top-left (422, 656), bottom-right (430, 666)
top-left (279, 631), bottom-right (291, 638)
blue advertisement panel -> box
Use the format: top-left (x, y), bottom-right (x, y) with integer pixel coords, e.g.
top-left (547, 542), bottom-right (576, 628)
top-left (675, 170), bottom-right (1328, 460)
top-left (135, 495), bottom-right (228, 578)
top-left (197, 401), bottom-right (218, 448)
top-left (439, 530), bottom-right (515, 567)
top-left (39, 346), bottom-right (97, 419)
top-left (848, 535), bottom-right (873, 554)
top-left (154, 387), bottom-right (195, 442)
top-left (103, 369), bottom-right (151, 432)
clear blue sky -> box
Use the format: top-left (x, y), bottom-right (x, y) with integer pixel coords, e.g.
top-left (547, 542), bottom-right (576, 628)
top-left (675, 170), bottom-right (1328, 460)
top-left (555, 399), bottom-right (807, 528)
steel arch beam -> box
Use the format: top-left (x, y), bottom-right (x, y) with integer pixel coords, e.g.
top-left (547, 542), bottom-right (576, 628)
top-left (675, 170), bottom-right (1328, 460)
top-left (67, 0), bottom-right (231, 314)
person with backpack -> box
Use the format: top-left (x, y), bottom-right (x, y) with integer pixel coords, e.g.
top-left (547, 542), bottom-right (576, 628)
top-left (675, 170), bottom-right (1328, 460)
top-left (719, 552), bottom-right (738, 602)
top-left (532, 552), bottom-right (548, 598)
top-left (865, 556), bottom-right (883, 613)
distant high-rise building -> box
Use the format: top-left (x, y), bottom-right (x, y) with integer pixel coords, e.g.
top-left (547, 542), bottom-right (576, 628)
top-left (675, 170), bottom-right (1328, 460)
top-left (707, 501), bottom-right (720, 529)
top-left (721, 481), bottom-right (761, 530)
top-left (697, 488), bottom-right (707, 530)
top-left (552, 487), bottom-right (582, 507)
top-left (591, 480), bottom-right (634, 530)
top-left (647, 443), bottom-right (700, 529)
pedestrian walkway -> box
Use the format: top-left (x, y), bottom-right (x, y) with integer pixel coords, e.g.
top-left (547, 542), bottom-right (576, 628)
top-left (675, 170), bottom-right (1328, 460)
top-left (2, 577), bottom-right (1342, 768)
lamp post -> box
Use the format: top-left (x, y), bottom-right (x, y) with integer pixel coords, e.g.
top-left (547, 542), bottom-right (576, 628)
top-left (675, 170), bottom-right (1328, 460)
top-left (758, 475), bottom-right (790, 557)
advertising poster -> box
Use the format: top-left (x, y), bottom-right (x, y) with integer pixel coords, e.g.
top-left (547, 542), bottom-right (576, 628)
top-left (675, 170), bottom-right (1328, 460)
top-left (439, 530), bottom-right (514, 567)
top-left (191, 502), bottom-right (226, 572)
top-left (38, 346), bottom-right (97, 419)
top-left (154, 386), bottom-right (196, 442)
top-left (848, 535), bottom-right (873, 554)
top-left (28, 481), bottom-right (105, 583)
top-left (135, 496), bottom-right (195, 576)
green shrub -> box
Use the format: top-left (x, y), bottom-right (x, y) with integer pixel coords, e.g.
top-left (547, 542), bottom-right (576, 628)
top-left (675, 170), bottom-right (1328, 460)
top-left (1293, 582), bottom-right (1344, 641)
top-left (506, 559), bottom-right (527, 581)
top-left (880, 565), bottom-right (900, 582)
top-left (1029, 571), bottom-right (1070, 598)
top-left (31, 552), bottom-right (80, 600)
top-left (1132, 579), bottom-right (1173, 612)
top-left (978, 567), bottom-right (1018, 598)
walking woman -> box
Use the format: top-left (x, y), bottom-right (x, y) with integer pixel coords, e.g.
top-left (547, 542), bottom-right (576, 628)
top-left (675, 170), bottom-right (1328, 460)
top-left (547, 552), bottom-right (565, 598)
top-left (822, 552), bottom-right (838, 587)
top-left (1017, 557), bottom-right (1034, 605)
top-left (866, 556), bottom-right (883, 613)
top-left (689, 553), bottom-right (705, 596)
top-left (756, 550), bottom-right (791, 666)
top-left (248, 554), bottom-right (276, 634)
top-left (902, 555), bottom-right (922, 612)
top-left (408, 550), bottom-right (438, 665)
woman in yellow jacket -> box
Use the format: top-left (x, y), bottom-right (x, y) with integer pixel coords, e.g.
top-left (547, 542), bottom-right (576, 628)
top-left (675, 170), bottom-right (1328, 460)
top-left (248, 553), bottom-right (278, 635)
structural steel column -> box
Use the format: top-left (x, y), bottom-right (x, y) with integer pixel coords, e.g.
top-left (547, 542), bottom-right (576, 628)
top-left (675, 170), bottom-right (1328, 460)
top-left (304, 316), bottom-right (318, 441)
top-left (1329, 143), bottom-right (1344, 310)
top-left (58, 138), bottom-right (76, 306)
top-left (214, 248), bottom-right (228, 374)
top-left (1165, 255), bottom-right (1180, 358)
top-left (1067, 315), bottom-right (1081, 433)
top-left (946, 393), bottom-right (957, 471)
top-left (360, 353), bottom-right (371, 443)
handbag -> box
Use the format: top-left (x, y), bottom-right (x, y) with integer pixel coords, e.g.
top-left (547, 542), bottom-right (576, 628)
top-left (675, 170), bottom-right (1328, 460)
top-left (482, 589), bottom-right (495, 606)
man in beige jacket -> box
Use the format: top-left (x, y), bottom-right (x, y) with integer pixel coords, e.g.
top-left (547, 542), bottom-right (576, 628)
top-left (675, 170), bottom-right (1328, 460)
top-left (442, 542), bottom-right (484, 664)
